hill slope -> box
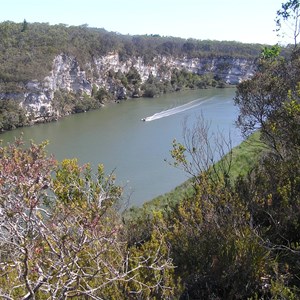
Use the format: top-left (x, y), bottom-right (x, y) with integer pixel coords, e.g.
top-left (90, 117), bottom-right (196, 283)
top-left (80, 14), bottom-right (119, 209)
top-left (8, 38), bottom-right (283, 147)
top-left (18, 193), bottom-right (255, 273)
top-left (0, 21), bottom-right (263, 131)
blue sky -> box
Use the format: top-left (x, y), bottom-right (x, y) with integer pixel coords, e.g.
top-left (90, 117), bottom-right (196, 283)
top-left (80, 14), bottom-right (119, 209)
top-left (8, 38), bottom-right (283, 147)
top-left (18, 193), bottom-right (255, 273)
top-left (0, 0), bottom-right (285, 44)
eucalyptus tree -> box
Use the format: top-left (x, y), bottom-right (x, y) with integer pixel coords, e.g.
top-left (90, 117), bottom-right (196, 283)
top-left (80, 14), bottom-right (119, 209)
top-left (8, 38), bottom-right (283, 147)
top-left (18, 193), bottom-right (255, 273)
top-left (276, 0), bottom-right (300, 46)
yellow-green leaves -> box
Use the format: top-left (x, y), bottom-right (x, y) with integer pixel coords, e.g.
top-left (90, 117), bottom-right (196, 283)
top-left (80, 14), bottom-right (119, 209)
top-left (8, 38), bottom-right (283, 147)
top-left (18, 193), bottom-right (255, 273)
top-left (170, 138), bottom-right (187, 167)
top-left (0, 139), bottom-right (176, 298)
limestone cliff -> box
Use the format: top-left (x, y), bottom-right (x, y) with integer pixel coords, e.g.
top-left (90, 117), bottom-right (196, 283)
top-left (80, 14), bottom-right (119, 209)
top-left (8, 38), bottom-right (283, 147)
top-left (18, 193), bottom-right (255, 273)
top-left (3, 53), bottom-right (256, 121)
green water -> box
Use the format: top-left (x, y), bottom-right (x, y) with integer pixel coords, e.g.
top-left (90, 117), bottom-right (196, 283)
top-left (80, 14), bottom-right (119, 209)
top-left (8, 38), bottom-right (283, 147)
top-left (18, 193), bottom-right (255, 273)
top-left (1, 88), bottom-right (241, 206)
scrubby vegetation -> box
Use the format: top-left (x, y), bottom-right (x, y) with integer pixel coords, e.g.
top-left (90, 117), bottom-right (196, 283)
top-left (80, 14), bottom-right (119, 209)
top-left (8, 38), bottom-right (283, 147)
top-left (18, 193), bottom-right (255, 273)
top-left (0, 140), bottom-right (179, 299)
top-left (125, 39), bottom-right (300, 296)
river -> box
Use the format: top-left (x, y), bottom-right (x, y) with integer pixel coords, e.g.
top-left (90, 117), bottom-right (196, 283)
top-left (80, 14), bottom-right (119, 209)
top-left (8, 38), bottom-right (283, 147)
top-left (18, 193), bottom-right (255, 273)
top-left (0, 88), bottom-right (242, 207)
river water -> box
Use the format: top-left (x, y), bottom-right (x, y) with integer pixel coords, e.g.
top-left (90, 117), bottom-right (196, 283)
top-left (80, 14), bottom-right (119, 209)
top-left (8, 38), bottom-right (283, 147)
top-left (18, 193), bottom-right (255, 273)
top-left (1, 88), bottom-right (242, 207)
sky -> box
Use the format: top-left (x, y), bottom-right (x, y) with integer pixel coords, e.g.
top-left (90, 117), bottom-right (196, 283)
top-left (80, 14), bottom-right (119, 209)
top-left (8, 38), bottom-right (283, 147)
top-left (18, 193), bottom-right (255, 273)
top-left (0, 0), bottom-right (286, 45)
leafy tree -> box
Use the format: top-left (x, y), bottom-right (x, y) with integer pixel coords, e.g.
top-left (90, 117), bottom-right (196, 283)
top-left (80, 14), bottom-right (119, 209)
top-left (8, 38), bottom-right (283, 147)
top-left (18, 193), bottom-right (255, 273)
top-left (95, 87), bottom-right (113, 102)
top-left (0, 99), bottom-right (28, 131)
top-left (261, 44), bottom-right (281, 60)
top-left (21, 19), bottom-right (28, 32)
top-left (126, 67), bottom-right (141, 85)
top-left (234, 53), bottom-right (292, 139)
top-left (232, 2), bottom-right (300, 296)
top-left (276, 0), bottom-right (300, 46)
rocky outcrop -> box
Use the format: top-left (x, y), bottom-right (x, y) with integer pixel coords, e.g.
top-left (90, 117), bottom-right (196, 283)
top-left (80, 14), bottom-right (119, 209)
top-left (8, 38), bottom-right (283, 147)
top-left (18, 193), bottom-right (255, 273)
top-left (93, 53), bottom-right (255, 86)
top-left (174, 56), bottom-right (255, 84)
top-left (1, 53), bottom-right (256, 121)
top-left (46, 54), bottom-right (92, 94)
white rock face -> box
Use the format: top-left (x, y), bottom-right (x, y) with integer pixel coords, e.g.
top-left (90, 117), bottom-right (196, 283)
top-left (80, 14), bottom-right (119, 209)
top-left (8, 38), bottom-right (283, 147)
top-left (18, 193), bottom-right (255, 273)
top-left (93, 54), bottom-right (164, 84)
top-left (93, 53), bottom-right (254, 88)
top-left (5, 53), bottom-right (255, 120)
top-left (17, 54), bottom-right (93, 119)
top-left (46, 54), bottom-right (92, 93)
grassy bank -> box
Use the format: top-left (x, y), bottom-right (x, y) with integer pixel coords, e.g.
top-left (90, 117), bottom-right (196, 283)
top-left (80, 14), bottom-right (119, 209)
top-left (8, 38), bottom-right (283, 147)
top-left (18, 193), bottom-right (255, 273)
top-left (125, 131), bottom-right (265, 215)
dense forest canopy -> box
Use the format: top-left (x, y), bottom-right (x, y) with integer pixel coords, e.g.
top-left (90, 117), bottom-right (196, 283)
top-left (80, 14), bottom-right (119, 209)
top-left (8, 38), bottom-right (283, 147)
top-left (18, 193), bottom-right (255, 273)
top-left (0, 20), bottom-right (265, 84)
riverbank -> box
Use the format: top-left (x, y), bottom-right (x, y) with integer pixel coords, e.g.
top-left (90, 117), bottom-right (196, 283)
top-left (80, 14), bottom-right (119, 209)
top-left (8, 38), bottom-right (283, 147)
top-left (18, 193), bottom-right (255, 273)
top-left (0, 84), bottom-right (232, 134)
top-left (1, 89), bottom-right (240, 206)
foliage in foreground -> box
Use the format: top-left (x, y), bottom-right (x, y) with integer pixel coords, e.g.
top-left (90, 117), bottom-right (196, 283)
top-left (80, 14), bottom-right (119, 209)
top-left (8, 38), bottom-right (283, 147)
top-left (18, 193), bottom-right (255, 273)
top-left (2, 2), bottom-right (300, 297)
top-left (125, 41), bottom-right (300, 298)
top-left (0, 139), bottom-right (179, 299)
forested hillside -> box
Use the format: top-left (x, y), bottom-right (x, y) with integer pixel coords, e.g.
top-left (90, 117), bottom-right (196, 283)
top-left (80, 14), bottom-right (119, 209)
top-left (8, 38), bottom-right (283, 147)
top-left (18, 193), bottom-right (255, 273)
top-left (1, 1), bottom-right (300, 298)
top-left (0, 21), bottom-right (264, 132)
top-left (0, 20), bottom-right (263, 84)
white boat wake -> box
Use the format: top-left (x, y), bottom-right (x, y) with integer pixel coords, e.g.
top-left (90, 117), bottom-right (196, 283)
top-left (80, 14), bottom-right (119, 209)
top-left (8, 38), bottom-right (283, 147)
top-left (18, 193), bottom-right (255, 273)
top-left (144, 97), bottom-right (209, 122)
